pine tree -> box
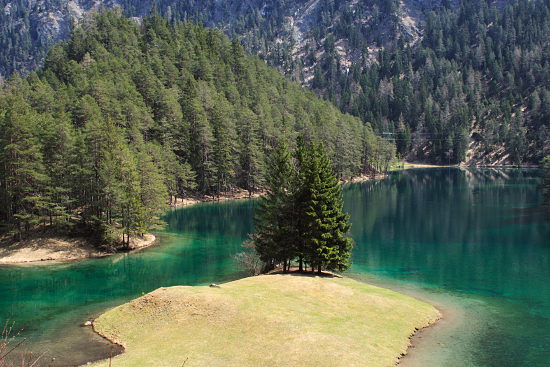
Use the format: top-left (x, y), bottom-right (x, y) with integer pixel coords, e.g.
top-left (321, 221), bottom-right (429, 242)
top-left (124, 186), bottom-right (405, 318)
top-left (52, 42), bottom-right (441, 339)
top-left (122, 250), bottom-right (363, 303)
top-left (300, 143), bottom-right (353, 273)
top-left (237, 109), bottom-right (264, 195)
top-left (251, 138), bottom-right (354, 274)
top-left (0, 96), bottom-right (49, 238)
top-left (100, 125), bottom-right (141, 248)
top-left (182, 79), bottom-right (215, 193)
top-left (41, 118), bottom-right (75, 227)
top-left (252, 142), bottom-right (294, 272)
top-left (135, 145), bottom-right (168, 236)
top-left (210, 96), bottom-right (237, 193)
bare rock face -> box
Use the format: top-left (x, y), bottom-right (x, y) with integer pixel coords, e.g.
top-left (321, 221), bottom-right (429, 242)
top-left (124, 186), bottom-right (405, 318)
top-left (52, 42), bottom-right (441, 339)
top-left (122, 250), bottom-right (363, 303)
top-left (0, 0), bottom-right (453, 80)
top-left (0, 0), bottom-right (117, 77)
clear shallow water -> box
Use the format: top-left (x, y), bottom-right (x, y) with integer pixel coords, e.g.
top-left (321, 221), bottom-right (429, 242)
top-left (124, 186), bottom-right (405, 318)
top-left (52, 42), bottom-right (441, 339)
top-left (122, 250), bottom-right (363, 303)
top-left (0, 168), bottom-right (548, 366)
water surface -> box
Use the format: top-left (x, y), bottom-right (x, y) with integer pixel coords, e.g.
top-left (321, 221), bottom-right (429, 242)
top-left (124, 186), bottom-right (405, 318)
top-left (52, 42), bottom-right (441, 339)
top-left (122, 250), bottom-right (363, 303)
top-left (0, 168), bottom-right (548, 366)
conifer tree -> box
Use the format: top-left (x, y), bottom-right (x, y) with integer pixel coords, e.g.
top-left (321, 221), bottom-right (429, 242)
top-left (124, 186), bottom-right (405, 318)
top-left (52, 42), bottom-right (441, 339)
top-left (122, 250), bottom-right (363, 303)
top-left (238, 109), bottom-right (264, 195)
top-left (252, 142), bottom-right (293, 272)
top-left (41, 118), bottom-right (75, 227)
top-left (210, 96), bottom-right (237, 193)
top-left (182, 79), bottom-right (215, 193)
top-left (251, 138), bottom-right (354, 274)
top-left (300, 143), bottom-right (353, 273)
top-left (135, 145), bottom-right (168, 235)
top-left (0, 97), bottom-right (49, 238)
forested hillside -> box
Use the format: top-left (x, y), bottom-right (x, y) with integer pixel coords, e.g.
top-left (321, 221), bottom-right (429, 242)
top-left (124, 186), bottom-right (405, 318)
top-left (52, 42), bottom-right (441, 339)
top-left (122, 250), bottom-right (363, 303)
top-left (312, 0), bottom-right (550, 164)
top-left (1, 0), bottom-right (547, 165)
top-left (0, 11), bottom-right (392, 243)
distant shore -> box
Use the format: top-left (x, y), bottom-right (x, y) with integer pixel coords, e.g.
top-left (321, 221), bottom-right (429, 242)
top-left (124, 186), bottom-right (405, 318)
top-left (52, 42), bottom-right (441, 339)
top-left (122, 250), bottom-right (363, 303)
top-left (0, 233), bottom-right (156, 265)
top-left (397, 161), bottom-right (540, 169)
top-left (170, 188), bottom-right (263, 208)
top-left (171, 173), bottom-right (388, 208)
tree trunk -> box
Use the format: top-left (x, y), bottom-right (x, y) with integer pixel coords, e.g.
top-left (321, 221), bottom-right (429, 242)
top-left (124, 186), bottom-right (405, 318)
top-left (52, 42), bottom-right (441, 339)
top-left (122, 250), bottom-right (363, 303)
top-left (317, 265), bottom-right (322, 274)
top-left (299, 257), bottom-right (303, 272)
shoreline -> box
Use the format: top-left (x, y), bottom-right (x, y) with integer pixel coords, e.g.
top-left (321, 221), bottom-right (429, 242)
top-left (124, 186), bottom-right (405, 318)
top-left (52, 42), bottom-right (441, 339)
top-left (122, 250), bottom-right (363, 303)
top-left (396, 302), bottom-right (447, 366)
top-left (398, 161), bottom-right (540, 169)
top-left (346, 273), bottom-right (466, 367)
top-left (171, 173), bottom-right (388, 208)
top-left (0, 233), bottom-right (157, 265)
top-left (0, 171), bottom-right (386, 265)
top-left (170, 188), bottom-right (263, 208)
top-left (87, 273), bottom-right (441, 367)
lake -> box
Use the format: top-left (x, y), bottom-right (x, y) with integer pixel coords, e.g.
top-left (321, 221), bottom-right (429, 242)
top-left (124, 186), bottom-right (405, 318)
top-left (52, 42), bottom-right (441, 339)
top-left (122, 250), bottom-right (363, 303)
top-left (0, 168), bottom-right (548, 366)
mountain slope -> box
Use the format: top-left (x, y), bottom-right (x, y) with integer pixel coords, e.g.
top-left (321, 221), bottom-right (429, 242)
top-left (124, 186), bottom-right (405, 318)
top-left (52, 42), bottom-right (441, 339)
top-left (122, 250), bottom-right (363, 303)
top-left (0, 11), bottom-right (392, 241)
top-left (0, 0), bottom-right (442, 84)
top-left (1, 0), bottom-right (548, 164)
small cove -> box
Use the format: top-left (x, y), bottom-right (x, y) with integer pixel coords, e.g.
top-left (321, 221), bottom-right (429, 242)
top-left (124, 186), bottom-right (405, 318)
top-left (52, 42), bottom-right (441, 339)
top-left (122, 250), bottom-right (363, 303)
top-left (0, 168), bottom-right (548, 366)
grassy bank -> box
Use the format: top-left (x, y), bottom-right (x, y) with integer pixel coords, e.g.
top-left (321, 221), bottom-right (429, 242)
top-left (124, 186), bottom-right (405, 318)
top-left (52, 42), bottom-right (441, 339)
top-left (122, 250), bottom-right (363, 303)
top-left (91, 274), bottom-right (440, 367)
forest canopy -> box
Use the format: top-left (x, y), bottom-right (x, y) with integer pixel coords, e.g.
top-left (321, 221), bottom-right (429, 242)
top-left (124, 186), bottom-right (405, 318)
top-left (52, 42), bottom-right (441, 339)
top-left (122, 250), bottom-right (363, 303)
top-left (0, 11), bottom-right (393, 245)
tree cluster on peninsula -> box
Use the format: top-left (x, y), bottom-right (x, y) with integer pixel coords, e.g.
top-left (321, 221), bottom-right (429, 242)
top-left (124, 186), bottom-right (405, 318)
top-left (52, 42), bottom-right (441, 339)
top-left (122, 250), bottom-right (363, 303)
top-left (0, 11), bottom-right (393, 246)
top-left (250, 138), bottom-right (353, 274)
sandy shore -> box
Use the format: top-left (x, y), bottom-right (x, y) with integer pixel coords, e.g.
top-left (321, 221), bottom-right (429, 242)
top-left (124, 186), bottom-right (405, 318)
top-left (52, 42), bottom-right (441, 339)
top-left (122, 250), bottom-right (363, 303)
top-left (171, 188), bottom-right (263, 208)
top-left (0, 233), bottom-right (156, 265)
top-left (400, 162), bottom-right (458, 169)
top-left (398, 161), bottom-right (538, 169)
top-left (340, 173), bottom-right (388, 183)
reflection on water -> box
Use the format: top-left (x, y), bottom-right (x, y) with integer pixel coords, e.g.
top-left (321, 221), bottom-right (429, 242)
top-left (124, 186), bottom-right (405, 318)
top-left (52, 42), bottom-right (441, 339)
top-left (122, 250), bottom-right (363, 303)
top-left (0, 168), bottom-right (548, 367)
top-left (344, 168), bottom-right (549, 367)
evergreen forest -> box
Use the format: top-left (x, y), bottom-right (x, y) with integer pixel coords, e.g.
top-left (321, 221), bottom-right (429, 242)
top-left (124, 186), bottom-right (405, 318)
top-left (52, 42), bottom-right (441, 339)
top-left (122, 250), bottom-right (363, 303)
top-left (0, 11), bottom-right (393, 245)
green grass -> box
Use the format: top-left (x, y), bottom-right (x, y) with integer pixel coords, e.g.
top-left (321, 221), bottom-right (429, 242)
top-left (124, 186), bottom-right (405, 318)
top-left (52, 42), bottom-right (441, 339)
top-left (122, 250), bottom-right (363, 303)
top-left (92, 274), bottom-right (439, 367)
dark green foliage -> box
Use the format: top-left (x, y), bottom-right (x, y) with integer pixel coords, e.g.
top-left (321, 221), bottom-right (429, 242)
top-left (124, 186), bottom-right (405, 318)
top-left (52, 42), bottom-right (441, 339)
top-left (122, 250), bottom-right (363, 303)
top-left (0, 11), bottom-right (390, 243)
top-left (252, 142), bottom-right (294, 271)
top-left (299, 142), bottom-right (353, 273)
top-left (310, 0), bottom-right (550, 164)
top-left (0, 95), bottom-right (49, 239)
top-left (252, 138), bottom-right (354, 274)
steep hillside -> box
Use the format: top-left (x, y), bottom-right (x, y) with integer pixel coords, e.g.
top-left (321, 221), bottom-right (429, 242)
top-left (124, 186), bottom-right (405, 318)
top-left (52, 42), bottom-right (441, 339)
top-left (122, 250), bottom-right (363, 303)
top-left (0, 0), bottom-right (445, 81)
top-left (0, 11), bottom-right (392, 242)
top-left (1, 0), bottom-right (548, 164)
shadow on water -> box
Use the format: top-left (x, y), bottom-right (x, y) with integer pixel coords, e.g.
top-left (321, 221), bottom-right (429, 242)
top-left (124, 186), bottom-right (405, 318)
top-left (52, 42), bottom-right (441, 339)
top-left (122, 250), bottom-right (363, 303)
top-left (0, 168), bottom-right (549, 367)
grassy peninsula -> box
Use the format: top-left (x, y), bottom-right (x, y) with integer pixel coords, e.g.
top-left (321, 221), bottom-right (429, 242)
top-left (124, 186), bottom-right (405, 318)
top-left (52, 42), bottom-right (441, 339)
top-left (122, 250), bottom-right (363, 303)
top-left (91, 274), bottom-right (439, 367)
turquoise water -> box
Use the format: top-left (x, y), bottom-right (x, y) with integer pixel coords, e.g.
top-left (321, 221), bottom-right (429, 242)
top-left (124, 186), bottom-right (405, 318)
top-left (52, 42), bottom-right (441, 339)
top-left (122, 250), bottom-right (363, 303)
top-left (0, 168), bottom-right (548, 366)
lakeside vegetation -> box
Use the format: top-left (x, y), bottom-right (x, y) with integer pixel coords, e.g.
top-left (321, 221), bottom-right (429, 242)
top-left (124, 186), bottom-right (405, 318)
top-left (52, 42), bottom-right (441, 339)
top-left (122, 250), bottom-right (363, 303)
top-left (247, 139), bottom-right (354, 274)
top-left (0, 11), bottom-right (393, 247)
top-left (91, 275), bottom-right (440, 367)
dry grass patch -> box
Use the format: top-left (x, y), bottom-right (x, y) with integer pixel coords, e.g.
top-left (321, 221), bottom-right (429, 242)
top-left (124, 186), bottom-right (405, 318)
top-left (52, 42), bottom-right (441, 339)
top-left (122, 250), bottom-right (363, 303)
top-left (92, 274), bottom-right (439, 367)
